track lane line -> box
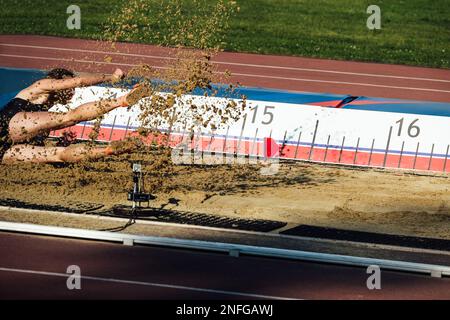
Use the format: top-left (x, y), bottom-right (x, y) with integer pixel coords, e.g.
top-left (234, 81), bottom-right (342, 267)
top-left (0, 266), bottom-right (297, 300)
top-left (1, 43), bottom-right (449, 83)
top-left (230, 72), bottom-right (450, 93)
top-left (0, 53), bottom-right (153, 68)
top-left (2, 53), bottom-right (449, 93)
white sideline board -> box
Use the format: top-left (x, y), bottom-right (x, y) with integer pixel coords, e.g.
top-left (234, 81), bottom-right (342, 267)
top-left (51, 86), bottom-right (450, 173)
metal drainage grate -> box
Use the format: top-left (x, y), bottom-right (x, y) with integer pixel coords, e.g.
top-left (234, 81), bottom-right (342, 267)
top-left (0, 198), bottom-right (286, 233)
top-left (0, 198), bottom-right (104, 214)
top-left (101, 205), bottom-right (287, 233)
top-left (281, 225), bottom-right (450, 251)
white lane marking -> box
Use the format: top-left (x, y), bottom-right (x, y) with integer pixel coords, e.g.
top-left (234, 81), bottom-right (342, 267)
top-left (0, 53), bottom-right (146, 68)
top-left (2, 53), bottom-right (449, 94)
top-left (0, 266), bottom-right (296, 300)
top-left (231, 72), bottom-right (450, 93)
top-left (1, 43), bottom-right (449, 83)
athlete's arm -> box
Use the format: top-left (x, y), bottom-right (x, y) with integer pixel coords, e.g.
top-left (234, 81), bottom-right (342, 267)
top-left (32, 68), bottom-right (125, 93)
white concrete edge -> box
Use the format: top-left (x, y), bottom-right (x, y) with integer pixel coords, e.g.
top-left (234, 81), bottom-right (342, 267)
top-left (1, 205), bottom-right (449, 257)
top-left (0, 220), bottom-right (449, 278)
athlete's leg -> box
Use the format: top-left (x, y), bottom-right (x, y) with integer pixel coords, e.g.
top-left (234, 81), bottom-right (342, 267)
top-left (8, 97), bottom-right (127, 143)
top-left (1, 144), bottom-right (117, 164)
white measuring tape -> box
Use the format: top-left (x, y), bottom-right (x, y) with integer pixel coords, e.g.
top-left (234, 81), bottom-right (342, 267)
top-left (50, 86), bottom-right (450, 173)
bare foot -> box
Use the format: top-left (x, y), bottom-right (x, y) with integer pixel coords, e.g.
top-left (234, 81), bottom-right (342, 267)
top-left (105, 137), bottom-right (145, 155)
top-left (125, 83), bottom-right (153, 106)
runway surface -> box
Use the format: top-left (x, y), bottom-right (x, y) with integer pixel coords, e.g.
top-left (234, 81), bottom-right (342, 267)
top-left (0, 232), bottom-right (449, 300)
top-left (0, 35), bottom-right (449, 103)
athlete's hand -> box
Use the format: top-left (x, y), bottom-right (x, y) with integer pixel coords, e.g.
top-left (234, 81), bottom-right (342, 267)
top-left (112, 68), bottom-right (125, 82)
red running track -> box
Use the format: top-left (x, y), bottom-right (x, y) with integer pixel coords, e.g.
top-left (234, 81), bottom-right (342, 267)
top-left (1, 232), bottom-right (449, 300)
top-left (1, 35), bottom-right (449, 103)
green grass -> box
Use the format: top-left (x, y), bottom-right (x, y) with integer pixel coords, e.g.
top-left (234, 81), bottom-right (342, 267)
top-left (0, 0), bottom-right (449, 68)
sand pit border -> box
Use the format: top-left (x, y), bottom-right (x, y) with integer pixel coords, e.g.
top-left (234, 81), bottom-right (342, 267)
top-left (1, 205), bottom-right (450, 258)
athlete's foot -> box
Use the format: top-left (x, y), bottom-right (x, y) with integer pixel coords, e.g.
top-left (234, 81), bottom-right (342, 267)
top-left (105, 137), bottom-right (145, 155)
top-left (125, 83), bottom-right (153, 106)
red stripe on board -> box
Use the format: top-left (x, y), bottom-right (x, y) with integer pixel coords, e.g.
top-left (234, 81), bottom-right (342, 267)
top-left (50, 125), bottom-right (449, 173)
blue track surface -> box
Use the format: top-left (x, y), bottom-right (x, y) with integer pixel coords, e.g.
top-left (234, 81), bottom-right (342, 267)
top-left (1, 67), bottom-right (449, 117)
top-left (0, 67), bottom-right (46, 108)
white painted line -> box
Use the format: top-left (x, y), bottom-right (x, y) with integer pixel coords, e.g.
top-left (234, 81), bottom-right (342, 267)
top-left (0, 53), bottom-right (148, 68)
top-left (2, 53), bottom-right (449, 94)
top-left (0, 267), bottom-right (295, 300)
top-left (1, 43), bottom-right (449, 83)
top-left (231, 72), bottom-right (450, 93)
top-left (0, 43), bottom-right (178, 61)
top-left (0, 221), bottom-right (449, 277)
top-left (216, 64), bottom-right (450, 83)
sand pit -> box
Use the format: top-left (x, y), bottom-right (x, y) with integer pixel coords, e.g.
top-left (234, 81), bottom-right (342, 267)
top-left (0, 149), bottom-right (448, 240)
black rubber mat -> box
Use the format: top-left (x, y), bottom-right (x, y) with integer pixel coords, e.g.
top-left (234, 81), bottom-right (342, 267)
top-left (101, 205), bottom-right (287, 232)
top-left (281, 225), bottom-right (450, 251)
top-left (0, 198), bottom-right (286, 233)
top-left (0, 198), bottom-right (104, 214)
